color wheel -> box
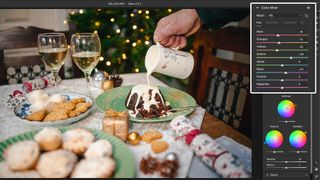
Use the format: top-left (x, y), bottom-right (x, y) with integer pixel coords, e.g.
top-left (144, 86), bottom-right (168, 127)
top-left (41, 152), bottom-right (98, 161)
top-left (289, 130), bottom-right (307, 148)
top-left (265, 130), bottom-right (283, 148)
top-left (277, 100), bottom-right (295, 118)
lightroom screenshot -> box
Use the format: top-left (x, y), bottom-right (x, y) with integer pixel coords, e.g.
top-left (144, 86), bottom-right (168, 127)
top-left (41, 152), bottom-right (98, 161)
top-left (0, 0), bottom-right (318, 179)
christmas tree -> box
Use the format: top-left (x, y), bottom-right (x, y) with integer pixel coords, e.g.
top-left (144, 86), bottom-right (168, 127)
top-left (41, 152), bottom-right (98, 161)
top-left (68, 9), bottom-right (193, 90)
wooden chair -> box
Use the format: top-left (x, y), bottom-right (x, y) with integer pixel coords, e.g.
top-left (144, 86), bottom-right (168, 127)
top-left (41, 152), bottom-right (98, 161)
top-left (0, 26), bottom-right (81, 85)
top-left (0, 26), bottom-right (52, 85)
top-left (189, 26), bottom-right (251, 137)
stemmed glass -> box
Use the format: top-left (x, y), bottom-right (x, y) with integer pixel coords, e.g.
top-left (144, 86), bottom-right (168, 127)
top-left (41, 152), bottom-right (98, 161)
top-left (70, 33), bottom-right (101, 96)
top-left (38, 33), bottom-right (68, 89)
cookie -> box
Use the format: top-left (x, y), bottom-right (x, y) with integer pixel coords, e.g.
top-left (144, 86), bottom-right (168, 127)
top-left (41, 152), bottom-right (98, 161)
top-left (71, 157), bottom-right (115, 178)
top-left (4, 141), bottom-right (40, 171)
top-left (151, 140), bottom-right (169, 153)
top-left (36, 149), bottom-right (77, 178)
top-left (84, 139), bottom-right (113, 159)
top-left (34, 127), bottom-right (62, 151)
top-left (44, 111), bottom-right (69, 121)
top-left (0, 162), bottom-right (41, 178)
top-left (75, 102), bottom-right (91, 113)
top-left (68, 102), bottom-right (91, 117)
top-left (25, 110), bottom-right (47, 121)
top-left (141, 131), bottom-right (163, 143)
top-left (52, 102), bottom-right (75, 112)
top-left (62, 128), bottom-right (95, 155)
top-left (69, 98), bottom-right (86, 104)
top-left (68, 110), bottom-right (82, 117)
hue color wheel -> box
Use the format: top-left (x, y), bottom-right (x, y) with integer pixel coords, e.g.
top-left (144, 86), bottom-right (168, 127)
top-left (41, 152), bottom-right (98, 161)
top-left (277, 100), bottom-right (295, 118)
top-left (265, 130), bottom-right (283, 148)
top-left (289, 130), bottom-right (307, 148)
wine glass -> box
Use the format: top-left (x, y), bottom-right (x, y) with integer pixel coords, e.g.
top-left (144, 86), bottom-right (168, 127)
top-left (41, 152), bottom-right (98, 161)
top-left (38, 33), bottom-right (67, 89)
top-left (70, 33), bottom-right (101, 96)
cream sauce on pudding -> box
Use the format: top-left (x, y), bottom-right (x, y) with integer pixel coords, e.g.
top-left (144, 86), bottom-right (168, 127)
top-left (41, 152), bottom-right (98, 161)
top-left (125, 84), bottom-right (170, 118)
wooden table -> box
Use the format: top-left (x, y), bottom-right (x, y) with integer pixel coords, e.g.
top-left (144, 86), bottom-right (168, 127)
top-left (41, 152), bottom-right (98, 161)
top-left (201, 112), bottom-right (252, 148)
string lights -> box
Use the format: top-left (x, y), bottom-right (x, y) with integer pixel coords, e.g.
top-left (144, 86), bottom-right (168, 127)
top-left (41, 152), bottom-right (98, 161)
top-left (122, 53), bottom-right (127, 60)
top-left (69, 9), bottom-right (176, 73)
top-left (95, 21), bottom-right (101, 27)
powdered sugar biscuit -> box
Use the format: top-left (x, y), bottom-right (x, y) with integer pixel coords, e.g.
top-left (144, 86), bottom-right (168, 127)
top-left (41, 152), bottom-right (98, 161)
top-left (62, 128), bottom-right (95, 155)
top-left (71, 157), bottom-right (115, 178)
top-left (4, 141), bottom-right (40, 171)
top-left (0, 162), bottom-right (41, 178)
top-left (34, 127), bottom-right (62, 151)
top-left (36, 149), bottom-right (77, 178)
top-left (84, 139), bottom-right (113, 159)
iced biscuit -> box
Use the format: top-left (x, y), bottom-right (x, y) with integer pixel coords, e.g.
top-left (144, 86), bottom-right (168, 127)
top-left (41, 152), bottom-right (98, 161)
top-left (36, 149), bottom-right (77, 178)
top-left (84, 139), bottom-right (113, 159)
top-left (62, 128), bottom-right (95, 155)
top-left (4, 141), bottom-right (40, 171)
top-left (0, 162), bottom-right (41, 178)
top-left (34, 127), bottom-right (62, 151)
top-left (71, 157), bottom-right (115, 178)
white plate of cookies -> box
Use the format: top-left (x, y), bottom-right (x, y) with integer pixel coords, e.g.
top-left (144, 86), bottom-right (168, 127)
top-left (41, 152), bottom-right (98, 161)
top-left (14, 92), bottom-right (94, 126)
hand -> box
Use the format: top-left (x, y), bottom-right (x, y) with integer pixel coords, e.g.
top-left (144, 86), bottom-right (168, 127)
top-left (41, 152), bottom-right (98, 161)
top-left (153, 9), bottom-right (201, 49)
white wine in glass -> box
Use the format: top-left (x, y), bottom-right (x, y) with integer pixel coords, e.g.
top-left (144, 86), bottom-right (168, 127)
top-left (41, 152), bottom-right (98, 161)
top-left (72, 52), bottom-right (100, 75)
top-left (38, 33), bottom-right (67, 89)
top-left (71, 33), bottom-right (101, 96)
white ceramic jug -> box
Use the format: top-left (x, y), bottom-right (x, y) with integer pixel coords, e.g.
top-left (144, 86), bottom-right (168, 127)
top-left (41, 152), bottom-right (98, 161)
top-left (145, 43), bottom-right (194, 79)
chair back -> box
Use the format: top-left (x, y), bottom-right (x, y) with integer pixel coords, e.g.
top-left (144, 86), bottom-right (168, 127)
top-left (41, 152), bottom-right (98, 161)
top-left (189, 27), bottom-right (251, 137)
top-left (0, 26), bottom-right (63, 85)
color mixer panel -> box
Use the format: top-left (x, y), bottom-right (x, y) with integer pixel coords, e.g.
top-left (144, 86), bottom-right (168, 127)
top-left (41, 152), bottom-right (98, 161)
top-left (262, 94), bottom-right (311, 179)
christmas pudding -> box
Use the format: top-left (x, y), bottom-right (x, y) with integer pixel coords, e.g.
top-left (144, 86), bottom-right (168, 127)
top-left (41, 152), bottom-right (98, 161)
top-left (125, 84), bottom-right (171, 118)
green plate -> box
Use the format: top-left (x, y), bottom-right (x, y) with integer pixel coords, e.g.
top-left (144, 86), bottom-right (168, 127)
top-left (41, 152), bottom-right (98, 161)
top-left (0, 127), bottom-right (135, 178)
top-left (96, 85), bottom-right (196, 123)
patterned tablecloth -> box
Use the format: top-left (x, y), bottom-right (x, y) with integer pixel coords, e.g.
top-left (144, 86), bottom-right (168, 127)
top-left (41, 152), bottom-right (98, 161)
top-left (0, 73), bottom-right (251, 178)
